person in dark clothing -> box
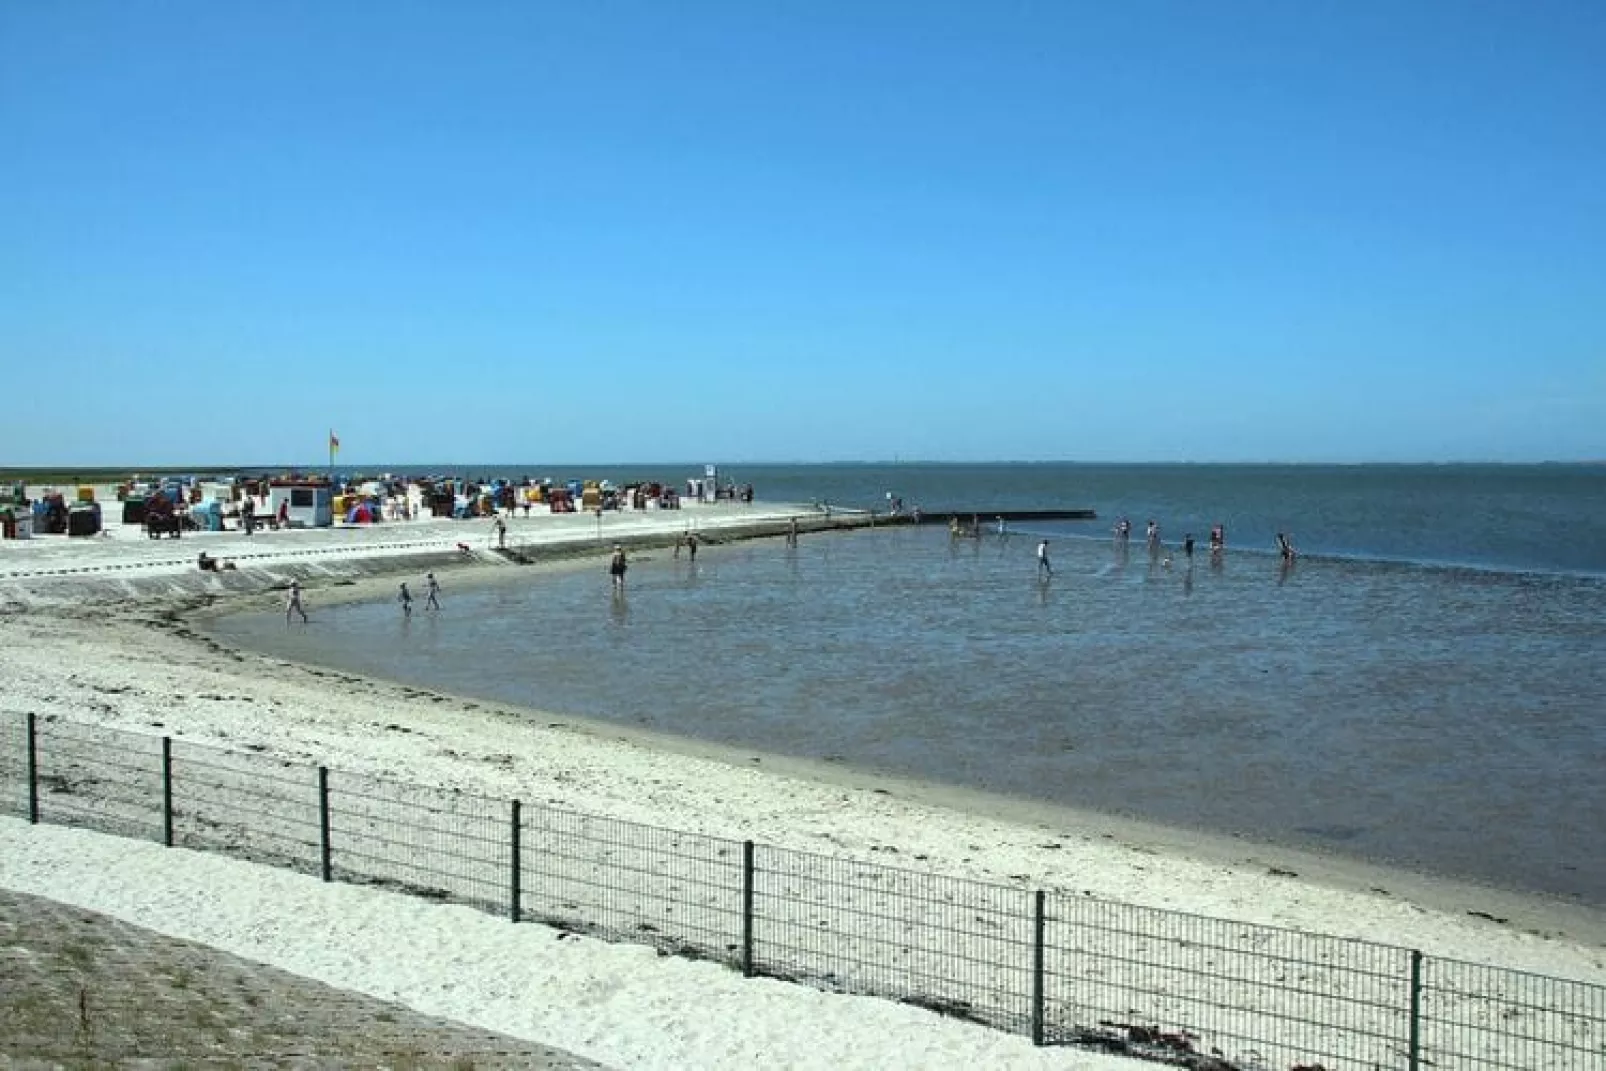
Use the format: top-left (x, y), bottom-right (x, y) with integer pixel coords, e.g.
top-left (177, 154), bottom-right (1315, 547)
top-left (609, 544), bottom-right (628, 590)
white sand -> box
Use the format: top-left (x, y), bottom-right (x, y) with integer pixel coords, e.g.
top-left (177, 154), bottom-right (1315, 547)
top-left (1, 496), bottom-right (1602, 1068)
top-left (0, 821), bottom-right (1137, 1070)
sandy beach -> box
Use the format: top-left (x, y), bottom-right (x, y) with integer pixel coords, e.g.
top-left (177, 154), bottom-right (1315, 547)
top-left (2, 495), bottom-right (1603, 1067)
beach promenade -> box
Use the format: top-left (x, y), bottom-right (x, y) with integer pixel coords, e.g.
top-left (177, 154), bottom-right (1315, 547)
top-left (1, 493), bottom-right (1603, 1068)
top-left (0, 887), bottom-right (604, 1069)
top-left (0, 489), bottom-right (841, 609)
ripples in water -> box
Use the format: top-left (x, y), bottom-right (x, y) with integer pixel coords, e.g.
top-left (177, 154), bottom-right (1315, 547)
top-left (205, 525), bottom-right (1606, 905)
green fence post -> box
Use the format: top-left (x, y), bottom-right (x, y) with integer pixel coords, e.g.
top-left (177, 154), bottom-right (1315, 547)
top-left (741, 840), bottom-right (755, 978)
top-left (25, 713), bottom-right (38, 825)
top-left (161, 737), bottom-right (174, 847)
top-left (1032, 890), bottom-right (1046, 1046)
top-left (510, 799), bottom-right (522, 923)
top-left (1408, 949), bottom-right (1423, 1071)
top-left (318, 766), bottom-right (331, 882)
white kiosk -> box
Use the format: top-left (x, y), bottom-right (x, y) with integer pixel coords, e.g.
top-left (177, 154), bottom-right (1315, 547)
top-left (267, 479), bottom-right (334, 528)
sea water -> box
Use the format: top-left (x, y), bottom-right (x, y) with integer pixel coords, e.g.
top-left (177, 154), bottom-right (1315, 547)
top-left (204, 463), bottom-right (1606, 905)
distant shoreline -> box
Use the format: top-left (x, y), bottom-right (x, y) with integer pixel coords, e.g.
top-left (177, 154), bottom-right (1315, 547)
top-left (6, 458), bottom-right (1604, 484)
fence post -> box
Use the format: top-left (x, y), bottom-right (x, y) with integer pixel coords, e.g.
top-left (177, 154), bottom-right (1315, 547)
top-left (741, 840), bottom-right (755, 978)
top-left (161, 737), bottom-right (174, 847)
top-left (1408, 948), bottom-right (1423, 1071)
top-left (25, 713), bottom-right (38, 825)
top-left (318, 766), bottom-right (331, 882)
top-left (510, 799), bottom-right (522, 923)
top-left (1032, 890), bottom-right (1046, 1046)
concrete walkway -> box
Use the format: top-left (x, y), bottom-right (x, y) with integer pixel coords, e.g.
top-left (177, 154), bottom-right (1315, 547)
top-left (0, 500), bottom-right (872, 613)
top-left (0, 888), bottom-right (608, 1069)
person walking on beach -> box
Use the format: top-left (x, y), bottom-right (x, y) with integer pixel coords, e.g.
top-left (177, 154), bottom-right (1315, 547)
top-left (1037, 539), bottom-right (1053, 580)
top-left (609, 544), bottom-right (628, 591)
top-left (424, 571), bottom-right (441, 610)
top-left (241, 497), bottom-right (255, 536)
top-left (285, 579), bottom-right (307, 623)
top-left (1183, 533), bottom-right (1195, 560)
top-left (398, 582), bottom-right (413, 617)
top-left (786, 517), bottom-right (798, 547)
top-left (686, 531), bottom-right (699, 561)
top-left (492, 516), bottom-right (506, 549)
top-left (1209, 524), bottom-right (1225, 553)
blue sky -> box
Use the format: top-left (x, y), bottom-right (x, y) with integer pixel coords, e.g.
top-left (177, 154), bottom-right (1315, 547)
top-left (2, 2), bottom-right (1602, 466)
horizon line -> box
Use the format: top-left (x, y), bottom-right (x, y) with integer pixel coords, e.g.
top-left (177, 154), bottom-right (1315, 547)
top-left (4, 458), bottom-right (1602, 475)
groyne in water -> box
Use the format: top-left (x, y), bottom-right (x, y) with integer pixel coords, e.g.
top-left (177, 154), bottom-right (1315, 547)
top-left (909, 509), bottom-right (1098, 522)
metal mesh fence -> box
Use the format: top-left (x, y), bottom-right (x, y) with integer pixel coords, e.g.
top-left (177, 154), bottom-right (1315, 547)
top-left (328, 772), bottom-right (508, 915)
top-left (1046, 893), bottom-right (1409, 1069)
top-left (0, 715), bottom-right (27, 820)
top-left (520, 806), bottom-right (744, 966)
top-left (1421, 955), bottom-right (1606, 1070)
top-left (753, 846), bottom-right (1036, 1034)
top-left (4, 711), bottom-right (1605, 1071)
top-left (169, 741), bottom-right (322, 878)
top-left (31, 717), bottom-right (163, 843)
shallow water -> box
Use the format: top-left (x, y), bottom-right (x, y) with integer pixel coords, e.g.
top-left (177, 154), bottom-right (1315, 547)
top-left (207, 521), bottom-right (1606, 906)
top-left (371, 461), bottom-right (1606, 577)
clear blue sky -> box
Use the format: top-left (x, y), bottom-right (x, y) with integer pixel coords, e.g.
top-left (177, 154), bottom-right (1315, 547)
top-left (3, 2), bottom-right (1602, 467)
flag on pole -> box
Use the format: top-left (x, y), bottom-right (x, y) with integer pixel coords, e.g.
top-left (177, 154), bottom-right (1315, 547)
top-left (329, 430), bottom-right (340, 457)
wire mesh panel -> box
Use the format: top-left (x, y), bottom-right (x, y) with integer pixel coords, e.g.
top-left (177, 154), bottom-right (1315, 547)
top-left (327, 772), bottom-right (508, 915)
top-left (1044, 893), bottom-right (1409, 1069)
top-left (31, 718), bottom-right (163, 842)
top-left (0, 714), bottom-right (27, 819)
top-left (11, 711), bottom-right (1606, 1070)
top-left (520, 805), bottom-right (744, 967)
top-left (1420, 956), bottom-right (1606, 1070)
top-left (753, 847), bottom-right (1036, 1035)
top-left (169, 740), bottom-right (321, 877)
